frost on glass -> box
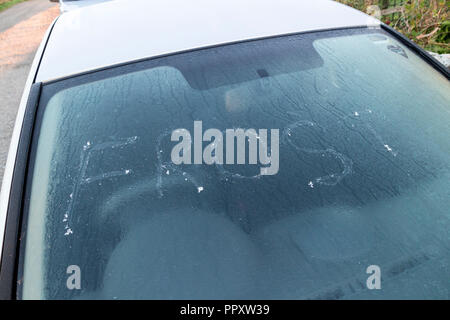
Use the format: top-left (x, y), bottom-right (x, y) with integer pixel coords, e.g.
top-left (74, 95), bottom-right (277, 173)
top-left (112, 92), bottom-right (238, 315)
top-left (22, 29), bottom-right (450, 299)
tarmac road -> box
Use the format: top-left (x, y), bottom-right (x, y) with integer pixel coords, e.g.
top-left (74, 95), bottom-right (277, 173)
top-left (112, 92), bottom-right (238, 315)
top-left (0, 0), bottom-right (59, 188)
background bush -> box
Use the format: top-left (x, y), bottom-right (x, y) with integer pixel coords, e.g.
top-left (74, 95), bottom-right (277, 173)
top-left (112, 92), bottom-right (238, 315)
top-left (336, 0), bottom-right (449, 53)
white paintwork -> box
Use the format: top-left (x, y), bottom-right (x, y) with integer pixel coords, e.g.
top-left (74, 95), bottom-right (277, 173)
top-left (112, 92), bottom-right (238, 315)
top-left (36, 0), bottom-right (380, 82)
top-left (59, 0), bottom-right (113, 13)
top-left (0, 18), bottom-right (59, 264)
top-left (0, 0), bottom-right (380, 265)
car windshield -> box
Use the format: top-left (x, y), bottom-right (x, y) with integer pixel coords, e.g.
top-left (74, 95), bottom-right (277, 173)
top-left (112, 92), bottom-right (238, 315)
top-left (19, 28), bottom-right (450, 299)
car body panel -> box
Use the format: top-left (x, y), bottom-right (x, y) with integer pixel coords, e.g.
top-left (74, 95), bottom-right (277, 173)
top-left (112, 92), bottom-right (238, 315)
top-left (59, 0), bottom-right (113, 13)
top-left (36, 0), bottom-right (380, 82)
top-left (0, 17), bottom-right (58, 271)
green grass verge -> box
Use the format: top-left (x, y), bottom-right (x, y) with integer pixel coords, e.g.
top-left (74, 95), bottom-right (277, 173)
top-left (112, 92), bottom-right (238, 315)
top-left (0, 0), bottom-right (30, 13)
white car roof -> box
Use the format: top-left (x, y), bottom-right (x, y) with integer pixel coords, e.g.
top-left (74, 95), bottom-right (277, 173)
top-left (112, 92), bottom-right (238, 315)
top-left (59, 0), bottom-right (113, 13)
top-left (36, 0), bottom-right (380, 82)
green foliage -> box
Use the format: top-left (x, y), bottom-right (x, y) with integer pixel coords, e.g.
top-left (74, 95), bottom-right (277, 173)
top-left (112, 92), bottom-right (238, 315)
top-left (336, 0), bottom-right (450, 53)
top-left (0, 0), bottom-right (29, 13)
